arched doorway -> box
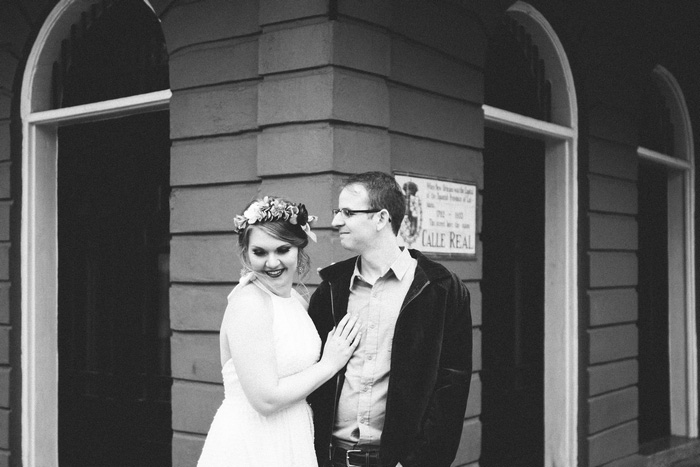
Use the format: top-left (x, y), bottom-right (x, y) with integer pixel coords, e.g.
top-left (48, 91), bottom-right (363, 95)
top-left (21, 0), bottom-right (172, 465)
top-left (481, 14), bottom-right (546, 465)
top-left (481, 2), bottom-right (578, 465)
top-left (636, 66), bottom-right (697, 446)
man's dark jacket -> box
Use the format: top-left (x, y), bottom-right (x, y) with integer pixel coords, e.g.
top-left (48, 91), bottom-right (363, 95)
top-left (307, 249), bottom-right (472, 467)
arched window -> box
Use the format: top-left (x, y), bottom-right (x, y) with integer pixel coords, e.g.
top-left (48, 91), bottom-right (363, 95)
top-left (636, 66), bottom-right (696, 446)
top-left (21, 1), bottom-right (172, 465)
top-left (482, 2), bottom-right (578, 465)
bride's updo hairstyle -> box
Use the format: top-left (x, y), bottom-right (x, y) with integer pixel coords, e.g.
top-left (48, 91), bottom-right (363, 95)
top-left (233, 196), bottom-right (317, 279)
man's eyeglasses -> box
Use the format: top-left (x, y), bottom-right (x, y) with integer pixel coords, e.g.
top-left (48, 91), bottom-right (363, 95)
top-left (332, 208), bottom-right (381, 218)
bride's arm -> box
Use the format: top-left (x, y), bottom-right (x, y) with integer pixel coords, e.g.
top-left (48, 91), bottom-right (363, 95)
top-left (222, 286), bottom-right (360, 416)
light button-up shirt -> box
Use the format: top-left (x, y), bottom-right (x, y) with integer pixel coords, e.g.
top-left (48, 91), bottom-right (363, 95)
top-left (333, 248), bottom-right (417, 446)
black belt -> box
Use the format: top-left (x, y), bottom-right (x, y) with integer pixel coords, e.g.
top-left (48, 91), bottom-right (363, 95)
top-left (330, 445), bottom-right (381, 467)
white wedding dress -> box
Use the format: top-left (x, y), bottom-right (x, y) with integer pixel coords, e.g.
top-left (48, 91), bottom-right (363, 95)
top-left (197, 275), bottom-right (321, 466)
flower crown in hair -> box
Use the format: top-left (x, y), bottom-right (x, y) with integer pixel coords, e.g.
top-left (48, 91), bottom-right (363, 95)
top-left (233, 196), bottom-right (318, 242)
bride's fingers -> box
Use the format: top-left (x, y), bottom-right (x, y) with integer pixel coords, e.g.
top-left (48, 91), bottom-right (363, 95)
top-left (336, 313), bottom-right (351, 330)
top-left (336, 314), bottom-right (357, 339)
top-left (346, 320), bottom-right (361, 342)
top-left (350, 332), bottom-right (361, 348)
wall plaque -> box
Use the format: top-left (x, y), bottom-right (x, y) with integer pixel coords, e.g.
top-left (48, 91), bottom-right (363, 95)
top-left (395, 172), bottom-right (477, 258)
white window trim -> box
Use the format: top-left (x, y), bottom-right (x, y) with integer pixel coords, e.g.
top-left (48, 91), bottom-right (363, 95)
top-left (483, 2), bottom-right (579, 466)
top-left (637, 65), bottom-right (697, 439)
top-left (20, 1), bottom-right (169, 466)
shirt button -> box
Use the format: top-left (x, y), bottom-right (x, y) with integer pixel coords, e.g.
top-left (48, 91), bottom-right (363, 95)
top-left (369, 323), bottom-right (376, 329)
top-left (368, 355), bottom-right (374, 360)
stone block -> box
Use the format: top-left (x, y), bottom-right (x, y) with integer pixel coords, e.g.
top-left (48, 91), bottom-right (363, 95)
top-left (0, 409), bottom-right (7, 449)
top-left (170, 37), bottom-right (258, 90)
top-left (588, 103), bottom-right (638, 147)
top-left (588, 252), bottom-right (637, 288)
top-left (391, 0), bottom-right (485, 66)
top-left (257, 123), bottom-right (390, 175)
top-left (0, 246), bottom-right (8, 281)
top-left (170, 235), bottom-right (240, 283)
top-left (259, 22), bottom-right (332, 75)
top-left (454, 417), bottom-right (481, 465)
top-left (170, 83), bottom-right (258, 139)
top-left (391, 36), bottom-right (481, 102)
top-left (589, 175), bottom-right (637, 215)
top-left (588, 387), bottom-right (638, 434)
top-left (259, 0), bottom-right (326, 25)
top-left (259, 68), bottom-right (389, 127)
top-left (162, 0), bottom-right (259, 53)
top-left (171, 332), bottom-right (220, 383)
top-left (467, 282), bottom-right (481, 327)
top-left (171, 380), bottom-right (223, 434)
top-left (589, 213), bottom-right (637, 251)
top-left (333, 69), bottom-right (389, 127)
top-left (171, 284), bottom-right (231, 332)
top-left (333, 125), bottom-right (390, 172)
top-left (338, 0), bottom-right (391, 27)
top-left (171, 134), bottom-right (258, 186)
top-left (0, 367), bottom-right (9, 408)
top-left (0, 52), bottom-right (17, 91)
top-left (0, 202), bottom-right (9, 242)
top-left (588, 324), bottom-right (637, 365)
top-left (588, 421), bottom-right (638, 467)
top-left (464, 373), bottom-right (481, 418)
top-left (588, 359), bottom-right (638, 397)
top-left (0, 163), bottom-right (10, 199)
top-left (0, 92), bottom-right (10, 120)
top-left (390, 85), bottom-right (481, 147)
top-left (588, 137), bottom-right (637, 181)
top-left (391, 134), bottom-right (482, 187)
top-left (170, 184), bottom-right (260, 233)
top-left (0, 283), bottom-right (9, 325)
top-left (0, 327), bottom-right (8, 365)
top-left (0, 2), bottom-right (30, 57)
top-left (334, 21), bottom-right (390, 76)
top-left (0, 121), bottom-right (9, 162)
top-left (173, 431), bottom-right (205, 467)
top-left (258, 69), bottom-right (333, 124)
top-left (471, 328), bottom-right (481, 373)
top-left (588, 288), bottom-right (637, 327)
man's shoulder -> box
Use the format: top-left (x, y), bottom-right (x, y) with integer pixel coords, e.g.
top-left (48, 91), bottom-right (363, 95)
top-left (317, 256), bottom-right (358, 282)
top-left (409, 249), bottom-right (452, 281)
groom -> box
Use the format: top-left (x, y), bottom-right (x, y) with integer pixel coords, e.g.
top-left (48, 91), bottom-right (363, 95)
top-left (308, 171), bottom-right (472, 467)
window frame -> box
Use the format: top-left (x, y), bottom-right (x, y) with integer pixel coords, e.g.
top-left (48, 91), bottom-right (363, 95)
top-left (20, 1), bottom-right (169, 465)
top-left (483, 2), bottom-right (579, 465)
top-left (636, 65), bottom-right (696, 439)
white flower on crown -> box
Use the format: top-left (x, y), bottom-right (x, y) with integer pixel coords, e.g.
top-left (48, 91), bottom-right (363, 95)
top-left (233, 196), bottom-right (318, 242)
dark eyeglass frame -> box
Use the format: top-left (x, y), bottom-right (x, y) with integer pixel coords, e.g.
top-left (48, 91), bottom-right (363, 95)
top-left (332, 208), bottom-right (382, 217)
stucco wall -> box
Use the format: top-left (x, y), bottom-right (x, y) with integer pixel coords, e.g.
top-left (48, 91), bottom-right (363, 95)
top-left (162, 1), bottom-right (485, 465)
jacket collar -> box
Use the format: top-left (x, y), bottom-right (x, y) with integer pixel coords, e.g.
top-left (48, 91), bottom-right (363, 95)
top-left (318, 248), bottom-right (451, 284)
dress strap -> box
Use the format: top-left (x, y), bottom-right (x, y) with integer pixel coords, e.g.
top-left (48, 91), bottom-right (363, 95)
top-left (226, 271), bottom-right (261, 299)
top-left (249, 275), bottom-right (277, 297)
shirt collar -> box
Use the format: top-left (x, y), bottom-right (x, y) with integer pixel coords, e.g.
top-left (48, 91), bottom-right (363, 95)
top-left (350, 247), bottom-right (414, 287)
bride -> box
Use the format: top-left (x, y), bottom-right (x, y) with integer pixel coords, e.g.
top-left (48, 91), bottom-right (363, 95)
top-left (197, 196), bottom-right (361, 466)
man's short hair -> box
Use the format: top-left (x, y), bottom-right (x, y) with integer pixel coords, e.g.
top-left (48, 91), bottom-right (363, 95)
top-left (342, 171), bottom-right (405, 236)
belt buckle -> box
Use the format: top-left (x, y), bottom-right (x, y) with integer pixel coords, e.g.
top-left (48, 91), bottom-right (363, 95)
top-left (345, 449), bottom-right (364, 467)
